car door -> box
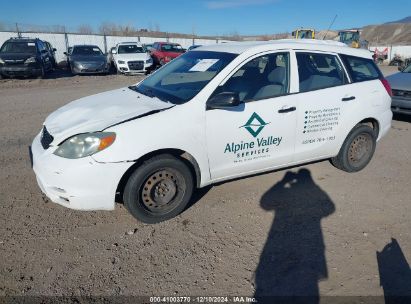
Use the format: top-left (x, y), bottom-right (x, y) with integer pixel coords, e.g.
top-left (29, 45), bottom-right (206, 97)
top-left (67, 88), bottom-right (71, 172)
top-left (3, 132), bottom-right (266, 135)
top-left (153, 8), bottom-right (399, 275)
top-left (205, 51), bottom-right (298, 181)
top-left (37, 41), bottom-right (51, 70)
top-left (293, 51), bottom-right (352, 162)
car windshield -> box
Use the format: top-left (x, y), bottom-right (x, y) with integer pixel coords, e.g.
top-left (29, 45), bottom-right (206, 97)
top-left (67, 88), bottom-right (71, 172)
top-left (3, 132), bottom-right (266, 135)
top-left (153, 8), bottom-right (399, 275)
top-left (402, 64), bottom-right (411, 73)
top-left (118, 45), bottom-right (146, 54)
top-left (0, 41), bottom-right (36, 54)
top-left (133, 51), bottom-right (237, 105)
top-left (161, 44), bottom-right (184, 52)
top-left (72, 46), bottom-right (103, 56)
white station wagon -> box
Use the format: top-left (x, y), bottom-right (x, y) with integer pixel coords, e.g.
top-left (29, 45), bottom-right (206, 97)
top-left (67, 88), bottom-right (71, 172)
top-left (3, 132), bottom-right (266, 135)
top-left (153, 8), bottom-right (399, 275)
top-left (31, 40), bottom-right (393, 223)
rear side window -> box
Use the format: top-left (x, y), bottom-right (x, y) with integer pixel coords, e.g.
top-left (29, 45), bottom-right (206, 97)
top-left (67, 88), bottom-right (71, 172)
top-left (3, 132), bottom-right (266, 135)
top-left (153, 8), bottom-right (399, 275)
top-left (340, 55), bottom-right (381, 82)
top-left (296, 52), bottom-right (347, 92)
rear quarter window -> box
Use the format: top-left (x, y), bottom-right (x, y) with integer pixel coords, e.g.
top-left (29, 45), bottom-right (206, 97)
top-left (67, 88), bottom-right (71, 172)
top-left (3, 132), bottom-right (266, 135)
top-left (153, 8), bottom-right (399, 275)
top-left (340, 54), bottom-right (382, 82)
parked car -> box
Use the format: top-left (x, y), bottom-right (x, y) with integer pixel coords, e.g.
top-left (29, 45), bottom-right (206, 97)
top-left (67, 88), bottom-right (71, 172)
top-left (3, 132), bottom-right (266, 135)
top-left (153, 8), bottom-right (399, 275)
top-left (44, 41), bottom-right (57, 68)
top-left (31, 40), bottom-right (392, 223)
top-left (65, 45), bottom-right (110, 75)
top-left (386, 63), bottom-right (411, 115)
top-left (150, 42), bottom-right (185, 67)
top-left (143, 43), bottom-right (154, 52)
top-left (111, 42), bottom-right (153, 74)
top-left (187, 45), bottom-right (202, 51)
top-left (0, 37), bottom-right (54, 78)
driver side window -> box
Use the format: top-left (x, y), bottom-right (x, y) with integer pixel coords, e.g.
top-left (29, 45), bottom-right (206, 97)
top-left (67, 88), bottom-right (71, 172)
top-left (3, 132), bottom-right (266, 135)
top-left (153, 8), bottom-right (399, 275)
top-left (215, 52), bottom-right (290, 102)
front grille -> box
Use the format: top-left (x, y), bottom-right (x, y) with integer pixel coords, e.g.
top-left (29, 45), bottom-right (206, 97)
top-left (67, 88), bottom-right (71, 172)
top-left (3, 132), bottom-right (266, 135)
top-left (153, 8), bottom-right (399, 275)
top-left (4, 59), bottom-right (25, 65)
top-left (392, 89), bottom-right (411, 99)
top-left (40, 126), bottom-right (54, 149)
top-left (128, 61), bottom-right (144, 71)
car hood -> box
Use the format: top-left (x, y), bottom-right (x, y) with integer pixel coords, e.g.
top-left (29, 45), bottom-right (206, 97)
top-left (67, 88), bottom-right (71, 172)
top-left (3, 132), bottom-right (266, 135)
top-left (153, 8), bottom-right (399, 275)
top-left (70, 55), bottom-right (107, 63)
top-left (44, 88), bottom-right (173, 144)
top-left (114, 53), bottom-right (149, 61)
top-left (386, 72), bottom-right (411, 91)
top-left (0, 52), bottom-right (36, 62)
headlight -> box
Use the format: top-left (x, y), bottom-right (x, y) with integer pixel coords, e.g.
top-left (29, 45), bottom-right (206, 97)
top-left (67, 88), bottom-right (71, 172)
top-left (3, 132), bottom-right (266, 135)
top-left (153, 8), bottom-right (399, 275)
top-left (53, 132), bottom-right (116, 159)
top-left (146, 58), bottom-right (153, 64)
top-left (118, 60), bottom-right (125, 64)
top-left (0, 57), bottom-right (4, 64)
top-left (25, 57), bottom-right (37, 64)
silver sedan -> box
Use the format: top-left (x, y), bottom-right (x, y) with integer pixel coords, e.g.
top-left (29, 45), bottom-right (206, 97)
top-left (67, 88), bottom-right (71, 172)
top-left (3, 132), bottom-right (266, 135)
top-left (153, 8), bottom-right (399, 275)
top-left (65, 45), bottom-right (110, 75)
top-left (387, 64), bottom-right (411, 115)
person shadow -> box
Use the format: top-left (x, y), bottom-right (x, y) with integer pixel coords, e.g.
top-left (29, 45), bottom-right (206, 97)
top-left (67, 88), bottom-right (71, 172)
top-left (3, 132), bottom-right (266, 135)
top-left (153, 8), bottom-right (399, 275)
top-left (377, 238), bottom-right (411, 304)
top-left (254, 168), bottom-right (335, 304)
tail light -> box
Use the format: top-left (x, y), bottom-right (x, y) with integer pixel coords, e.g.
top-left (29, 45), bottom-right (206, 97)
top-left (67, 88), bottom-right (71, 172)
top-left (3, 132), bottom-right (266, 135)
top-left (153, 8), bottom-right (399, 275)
top-left (380, 78), bottom-right (393, 97)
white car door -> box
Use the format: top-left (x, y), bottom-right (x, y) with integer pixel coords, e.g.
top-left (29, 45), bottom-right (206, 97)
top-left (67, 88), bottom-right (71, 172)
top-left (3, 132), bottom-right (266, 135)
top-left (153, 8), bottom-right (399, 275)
top-left (293, 51), bottom-right (353, 162)
top-left (205, 51), bottom-right (298, 181)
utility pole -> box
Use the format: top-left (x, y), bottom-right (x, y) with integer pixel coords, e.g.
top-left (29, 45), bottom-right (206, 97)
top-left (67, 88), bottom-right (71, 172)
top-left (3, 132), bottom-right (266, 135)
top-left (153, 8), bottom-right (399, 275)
top-left (16, 23), bottom-right (21, 37)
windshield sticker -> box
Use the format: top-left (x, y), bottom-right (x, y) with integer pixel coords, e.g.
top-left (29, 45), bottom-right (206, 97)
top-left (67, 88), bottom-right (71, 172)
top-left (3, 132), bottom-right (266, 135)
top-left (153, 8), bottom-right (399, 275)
top-left (189, 59), bottom-right (219, 72)
top-left (93, 48), bottom-right (100, 51)
top-left (27, 43), bottom-right (35, 46)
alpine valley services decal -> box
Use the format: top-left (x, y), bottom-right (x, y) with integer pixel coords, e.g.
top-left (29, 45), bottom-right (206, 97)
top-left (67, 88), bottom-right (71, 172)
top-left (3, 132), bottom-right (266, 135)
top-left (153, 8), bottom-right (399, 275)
top-left (224, 112), bottom-right (282, 163)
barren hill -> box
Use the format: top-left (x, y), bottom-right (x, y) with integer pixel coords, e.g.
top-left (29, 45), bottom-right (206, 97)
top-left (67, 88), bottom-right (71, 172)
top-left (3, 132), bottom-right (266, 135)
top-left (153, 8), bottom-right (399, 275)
top-left (362, 23), bottom-right (411, 45)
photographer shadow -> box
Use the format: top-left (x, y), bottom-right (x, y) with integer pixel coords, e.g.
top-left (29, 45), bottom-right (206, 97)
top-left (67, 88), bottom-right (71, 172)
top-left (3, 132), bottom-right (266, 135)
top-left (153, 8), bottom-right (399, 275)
top-left (377, 238), bottom-right (411, 304)
top-left (254, 168), bottom-right (335, 304)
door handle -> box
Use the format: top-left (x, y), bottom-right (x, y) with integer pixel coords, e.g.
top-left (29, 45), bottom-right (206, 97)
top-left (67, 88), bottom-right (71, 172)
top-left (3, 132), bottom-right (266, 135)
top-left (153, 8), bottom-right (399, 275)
top-left (342, 96), bottom-right (356, 101)
top-left (278, 107), bottom-right (296, 113)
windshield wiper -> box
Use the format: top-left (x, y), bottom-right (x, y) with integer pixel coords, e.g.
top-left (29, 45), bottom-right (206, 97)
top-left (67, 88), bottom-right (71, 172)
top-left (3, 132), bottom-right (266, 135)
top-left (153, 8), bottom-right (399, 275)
top-left (128, 86), bottom-right (172, 104)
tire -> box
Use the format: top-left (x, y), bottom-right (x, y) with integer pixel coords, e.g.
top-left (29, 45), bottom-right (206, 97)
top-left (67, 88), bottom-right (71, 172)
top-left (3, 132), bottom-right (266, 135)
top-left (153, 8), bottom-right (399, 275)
top-left (123, 154), bottom-right (194, 223)
top-left (37, 66), bottom-right (45, 79)
top-left (331, 124), bottom-right (376, 173)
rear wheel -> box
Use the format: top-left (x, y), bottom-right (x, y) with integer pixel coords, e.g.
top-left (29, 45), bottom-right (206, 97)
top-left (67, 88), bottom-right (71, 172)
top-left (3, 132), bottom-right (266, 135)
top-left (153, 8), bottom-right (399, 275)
top-left (124, 154), bottom-right (194, 223)
top-left (331, 125), bottom-right (376, 172)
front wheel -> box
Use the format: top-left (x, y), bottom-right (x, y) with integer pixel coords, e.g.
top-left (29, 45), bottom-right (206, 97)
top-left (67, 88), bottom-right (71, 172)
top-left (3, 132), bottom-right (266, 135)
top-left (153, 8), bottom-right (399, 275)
top-left (124, 154), bottom-right (194, 223)
top-left (331, 125), bottom-right (376, 172)
top-left (37, 66), bottom-right (45, 79)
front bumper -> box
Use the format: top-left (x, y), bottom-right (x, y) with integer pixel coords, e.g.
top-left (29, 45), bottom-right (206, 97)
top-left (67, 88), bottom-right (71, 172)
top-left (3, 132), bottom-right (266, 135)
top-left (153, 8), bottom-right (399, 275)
top-left (391, 96), bottom-right (411, 115)
top-left (71, 63), bottom-right (110, 74)
top-left (31, 132), bottom-right (133, 211)
top-left (116, 61), bottom-right (153, 74)
top-left (0, 65), bottom-right (42, 77)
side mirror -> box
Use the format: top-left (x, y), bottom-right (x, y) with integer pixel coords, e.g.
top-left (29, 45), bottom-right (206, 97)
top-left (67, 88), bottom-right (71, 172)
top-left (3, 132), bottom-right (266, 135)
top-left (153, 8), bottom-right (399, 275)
top-left (207, 92), bottom-right (241, 110)
top-left (63, 52), bottom-right (68, 55)
top-left (111, 49), bottom-right (117, 54)
top-left (53, 48), bottom-right (57, 52)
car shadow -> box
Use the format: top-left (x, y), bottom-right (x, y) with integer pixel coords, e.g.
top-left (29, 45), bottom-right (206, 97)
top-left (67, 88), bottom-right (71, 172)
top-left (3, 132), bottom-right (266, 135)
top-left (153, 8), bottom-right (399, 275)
top-left (393, 114), bottom-right (411, 123)
top-left (254, 168), bottom-right (335, 304)
top-left (377, 238), bottom-right (411, 304)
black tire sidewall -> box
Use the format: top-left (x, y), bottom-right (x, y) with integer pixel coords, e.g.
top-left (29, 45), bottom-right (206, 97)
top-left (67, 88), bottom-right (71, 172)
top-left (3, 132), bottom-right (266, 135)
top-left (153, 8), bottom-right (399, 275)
top-left (339, 125), bottom-right (376, 172)
top-left (124, 155), bottom-right (194, 223)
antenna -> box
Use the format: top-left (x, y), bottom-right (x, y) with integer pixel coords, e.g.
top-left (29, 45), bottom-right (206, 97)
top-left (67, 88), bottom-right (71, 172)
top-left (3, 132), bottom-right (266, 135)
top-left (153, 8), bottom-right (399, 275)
top-left (323, 14), bottom-right (338, 40)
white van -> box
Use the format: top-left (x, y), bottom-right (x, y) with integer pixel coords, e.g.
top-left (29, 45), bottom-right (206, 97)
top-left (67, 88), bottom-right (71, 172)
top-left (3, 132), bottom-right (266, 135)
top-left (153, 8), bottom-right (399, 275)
top-left (31, 40), bottom-right (392, 223)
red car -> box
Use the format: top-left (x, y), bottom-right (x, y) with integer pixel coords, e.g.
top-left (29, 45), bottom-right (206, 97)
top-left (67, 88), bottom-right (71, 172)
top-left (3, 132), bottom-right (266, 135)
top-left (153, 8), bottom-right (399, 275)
top-left (150, 42), bottom-right (185, 67)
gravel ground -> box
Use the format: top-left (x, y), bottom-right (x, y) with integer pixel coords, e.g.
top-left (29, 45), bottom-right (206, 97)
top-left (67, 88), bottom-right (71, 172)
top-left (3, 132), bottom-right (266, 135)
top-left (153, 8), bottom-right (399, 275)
top-left (0, 66), bottom-right (410, 301)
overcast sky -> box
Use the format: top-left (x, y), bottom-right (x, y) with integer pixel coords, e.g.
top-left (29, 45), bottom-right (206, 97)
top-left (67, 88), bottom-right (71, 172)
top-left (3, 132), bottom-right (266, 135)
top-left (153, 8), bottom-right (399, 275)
top-left (2, 0), bottom-right (411, 35)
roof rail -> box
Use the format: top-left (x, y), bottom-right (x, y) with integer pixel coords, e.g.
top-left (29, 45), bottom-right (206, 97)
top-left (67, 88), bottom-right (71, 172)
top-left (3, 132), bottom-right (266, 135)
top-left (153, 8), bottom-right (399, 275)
top-left (273, 38), bottom-right (347, 47)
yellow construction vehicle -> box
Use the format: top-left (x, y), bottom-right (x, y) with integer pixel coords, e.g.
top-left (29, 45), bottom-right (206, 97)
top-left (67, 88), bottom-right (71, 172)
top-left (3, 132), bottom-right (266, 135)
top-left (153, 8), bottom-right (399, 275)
top-left (338, 29), bottom-right (369, 49)
top-left (292, 28), bottom-right (315, 39)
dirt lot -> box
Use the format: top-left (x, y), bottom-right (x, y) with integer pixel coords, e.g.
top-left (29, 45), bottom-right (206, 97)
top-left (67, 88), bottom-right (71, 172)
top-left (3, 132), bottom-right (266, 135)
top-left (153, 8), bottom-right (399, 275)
top-left (0, 66), bottom-right (410, 301)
